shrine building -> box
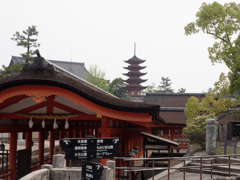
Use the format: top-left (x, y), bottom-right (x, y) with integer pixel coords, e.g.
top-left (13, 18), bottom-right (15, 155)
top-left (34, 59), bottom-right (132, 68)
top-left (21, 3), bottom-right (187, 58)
top-left (0, 54), bottom-right (165, 179)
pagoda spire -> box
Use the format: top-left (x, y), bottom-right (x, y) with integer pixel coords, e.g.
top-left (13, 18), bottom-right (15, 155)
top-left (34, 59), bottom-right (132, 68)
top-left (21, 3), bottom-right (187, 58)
top-left (134, 43), bottom-right (136, 56)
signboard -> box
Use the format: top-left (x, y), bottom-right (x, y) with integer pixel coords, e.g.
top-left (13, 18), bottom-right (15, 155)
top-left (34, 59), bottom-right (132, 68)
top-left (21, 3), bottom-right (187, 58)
top-left (60, 137), bottom-right (121, 160)
top-left (82, 161), bottom-right (104, 180)
top-left (232, 121), bottom-right (240, 137)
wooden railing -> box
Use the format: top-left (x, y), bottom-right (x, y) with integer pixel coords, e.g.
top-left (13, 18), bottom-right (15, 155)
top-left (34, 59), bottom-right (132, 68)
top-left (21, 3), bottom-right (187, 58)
top-left (0, 169), bottom-right (12, 180)
top-left (31, 158), bottom-right (52, 172)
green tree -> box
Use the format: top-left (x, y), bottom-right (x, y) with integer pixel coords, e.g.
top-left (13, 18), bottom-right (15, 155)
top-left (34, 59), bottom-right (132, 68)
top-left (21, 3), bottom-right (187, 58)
top-left (158, 77), bottom-right (174, 93)
top-left (177, 88), bottom-right (186, 93)
top-left (184, 2), bottom-right (240, 93)
top-left (0, 62), bottom-right (25, 78)
top-left (11, 25), bottom-right (40, 63)
top-left (87, 64), bottom-right (110, 92)
top-left (183, 74), bottom-right (236, 148)
top-left (109, 78), bottom-right (128, 98)
top-left (142, 83), bottom-right (160, 94)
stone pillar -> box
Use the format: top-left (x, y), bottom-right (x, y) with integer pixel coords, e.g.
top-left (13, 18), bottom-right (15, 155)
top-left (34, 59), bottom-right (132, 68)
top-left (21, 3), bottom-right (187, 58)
top-left (215, 123), bottom-right (218, 141)
top-left (218, 125), bottom-right (222, 140)
top-left (206, 119), bottom-right (217, 155)
top-left (223, 125), bottom-right (226, 140)
top-left (52, 154), bottom-right (66, 168)
top-left (17, 132), bottom-right (26, 146)
top-left (106, 160), bottom-right (115, 180)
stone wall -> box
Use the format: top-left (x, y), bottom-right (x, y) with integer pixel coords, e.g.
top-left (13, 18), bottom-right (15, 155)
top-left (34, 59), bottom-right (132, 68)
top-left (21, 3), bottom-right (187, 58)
top-left (20, 154), bottom-right (115, 180)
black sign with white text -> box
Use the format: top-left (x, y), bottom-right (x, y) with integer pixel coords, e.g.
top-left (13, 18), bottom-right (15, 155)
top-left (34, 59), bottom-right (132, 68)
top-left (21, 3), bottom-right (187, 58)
top-left (82, 161), bottom-right (104, 180)
top-left (60, 138), bottom-right (121, 160)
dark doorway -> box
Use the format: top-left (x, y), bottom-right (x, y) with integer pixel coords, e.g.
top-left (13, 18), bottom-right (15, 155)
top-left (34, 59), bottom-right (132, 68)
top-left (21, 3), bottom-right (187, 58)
top-left (17, 148), bottom-right (31, 180)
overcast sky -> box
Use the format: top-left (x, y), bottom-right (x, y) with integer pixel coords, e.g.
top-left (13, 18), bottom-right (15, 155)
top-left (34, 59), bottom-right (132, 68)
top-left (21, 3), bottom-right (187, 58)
top-left (0, 0), bottom-right (232, 93)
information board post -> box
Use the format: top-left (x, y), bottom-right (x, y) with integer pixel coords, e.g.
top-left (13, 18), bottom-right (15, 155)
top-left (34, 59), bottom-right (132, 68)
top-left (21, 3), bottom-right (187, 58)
top-left (60, 137), bottom-right (121, 180)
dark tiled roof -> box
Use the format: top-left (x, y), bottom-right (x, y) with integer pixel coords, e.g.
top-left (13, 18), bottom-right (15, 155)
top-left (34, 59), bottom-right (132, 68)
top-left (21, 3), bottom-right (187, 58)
top-left (146, 93), bottom-right (206, 96)
top-left (10, 56), bottom-right (88, 80)
top-left (48, 60), bottom-right (88, 80)
top-left (124, 55), bottom-right (146, 64)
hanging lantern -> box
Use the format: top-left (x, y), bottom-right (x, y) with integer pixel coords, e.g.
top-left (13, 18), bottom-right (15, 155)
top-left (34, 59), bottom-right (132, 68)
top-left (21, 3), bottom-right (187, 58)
top-left (53, 119), bottom-right (58, 129)
top-left (65, 118), bottom-right (69, 129)
top-left (29, 117), bottom-right (33, 128)
top-left (42, 119), bottom-right (45, 128)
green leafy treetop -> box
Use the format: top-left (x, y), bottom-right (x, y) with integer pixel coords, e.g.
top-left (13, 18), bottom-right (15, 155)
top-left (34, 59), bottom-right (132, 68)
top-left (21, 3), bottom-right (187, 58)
top-left (177, 88), bottom-right (186, 93)
top-left (183, 74), bottom-right (236, 148)
top-left (109, 78), bottom-right (132, 100)
top-left (87, 64), bottom-right (110, 92)
top-left (158, 77), bottom-right (174, 93)
top-left (184, 2), bottom-right (240, 93)
top-left (0, 62), bottom-right (25, 79)
top-left (11, 25), bottom-right (40, 63)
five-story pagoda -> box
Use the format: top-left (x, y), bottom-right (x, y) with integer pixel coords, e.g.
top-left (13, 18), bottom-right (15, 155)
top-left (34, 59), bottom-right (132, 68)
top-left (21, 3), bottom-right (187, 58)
top-left (123, 45), bottom-right (147, 96)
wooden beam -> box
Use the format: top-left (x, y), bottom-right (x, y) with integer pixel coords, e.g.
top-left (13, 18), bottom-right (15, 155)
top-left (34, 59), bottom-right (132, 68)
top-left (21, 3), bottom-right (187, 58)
top-left (14, 101), bottom-right (49, 113)
top-left (53, 101), bottom-right (87, 115)
top-left (0, 95), bottom-right (28, 110)
top-left (0, 125), bottom-right (101, 133)
top-left (0, 113), bottom-right (100, 120)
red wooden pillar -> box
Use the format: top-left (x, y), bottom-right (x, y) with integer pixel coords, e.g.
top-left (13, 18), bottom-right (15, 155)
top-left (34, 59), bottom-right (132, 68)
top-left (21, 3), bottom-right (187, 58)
top-left (49, 131), bottom-right (55, 163)
top-left (171, 129), bottom-right (174, 141)
top-left (100, 118), bottom-right (111, 166)
top-left (38, 131), bottom-right (44, 166)
top-left (25, 131), bottom-right (32, 150)
top-left (9, 132), bottom-right (17, 180)
top-left (85, 129), bottom-right (88, 137)
top-left (59, 130), bottom-right (64, 146)
top-left (74, 130), bottom-right (78, 138)
top-left (79, 129), bottom-right (83, 138)
top-left (67, 130), bottom-right (71, 138)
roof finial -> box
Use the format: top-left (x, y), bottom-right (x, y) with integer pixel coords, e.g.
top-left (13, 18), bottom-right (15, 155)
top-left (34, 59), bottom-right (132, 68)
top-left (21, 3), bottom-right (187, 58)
top-left (134, 43), bottom-right (136, 56)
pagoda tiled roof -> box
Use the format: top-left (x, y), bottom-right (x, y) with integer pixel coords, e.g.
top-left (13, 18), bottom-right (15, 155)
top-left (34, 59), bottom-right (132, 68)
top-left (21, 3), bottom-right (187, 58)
top-left (123, 72), bottom-right (147, 76)
top-left (124, 79), bottom-right (147, 83)
top-left (124, 55), bottom-right (146, 64)
top-left (125, 85), bottom-right (148, 89)
top-left (123, 66), bottom-right (146, 70)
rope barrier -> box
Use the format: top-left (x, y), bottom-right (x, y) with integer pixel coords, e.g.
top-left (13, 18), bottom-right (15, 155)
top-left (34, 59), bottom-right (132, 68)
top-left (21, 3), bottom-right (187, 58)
top-left (17, 113), bottom-right (80, 119)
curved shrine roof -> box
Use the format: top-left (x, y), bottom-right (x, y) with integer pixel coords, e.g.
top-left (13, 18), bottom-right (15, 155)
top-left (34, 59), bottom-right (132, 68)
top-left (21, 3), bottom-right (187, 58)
top-left (0, 56), bottom-right (164, 123)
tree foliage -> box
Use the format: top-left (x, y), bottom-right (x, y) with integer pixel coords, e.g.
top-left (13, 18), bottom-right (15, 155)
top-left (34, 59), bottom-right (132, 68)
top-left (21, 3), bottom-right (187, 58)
top-left (109, 78), bottom-right (130, 99)
top-left (183, 74), bottom-right (236, 148)
top-left (11, 25), bottom-right (40, 63)
top-left (87, 64), bottom-right (110, 92)
top-left (184, 2), bottom-right (240, 93)
top-left (177, 88), bottom-right (186, 93)
top-left (142, 83), bottom-right (160, 94)
top-left (158, 77), bottom-right (174, 93)
top-left (0, 62), bottom-right (25, 79)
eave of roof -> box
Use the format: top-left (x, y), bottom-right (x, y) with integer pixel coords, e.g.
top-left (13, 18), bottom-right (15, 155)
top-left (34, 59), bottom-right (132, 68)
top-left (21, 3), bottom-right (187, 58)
top-left (1, 56), bottom-right (164, 123)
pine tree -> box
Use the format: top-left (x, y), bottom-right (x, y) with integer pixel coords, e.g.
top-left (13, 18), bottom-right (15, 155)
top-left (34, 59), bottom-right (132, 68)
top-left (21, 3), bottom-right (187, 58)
top-left (11, 25), bottom-right (40, 63)
top-left (158, 77), bottom-right (174, 93)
